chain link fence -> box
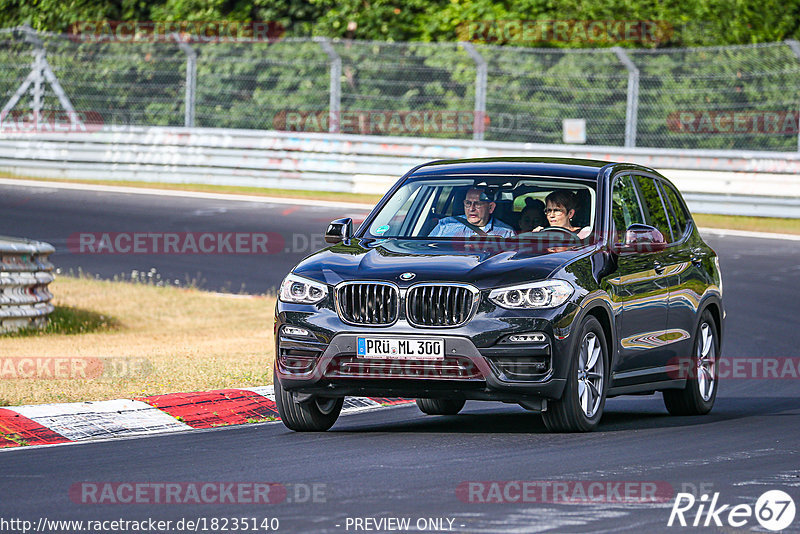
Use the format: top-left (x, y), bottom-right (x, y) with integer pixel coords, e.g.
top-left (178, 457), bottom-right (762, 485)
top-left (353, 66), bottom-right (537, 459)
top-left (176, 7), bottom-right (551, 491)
top-left (1, 26), bottom-right (798, 151)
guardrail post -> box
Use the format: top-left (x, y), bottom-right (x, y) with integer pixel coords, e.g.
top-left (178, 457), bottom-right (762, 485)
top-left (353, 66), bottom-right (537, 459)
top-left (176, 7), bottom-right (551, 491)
top-left (785, 40), bottom-right (800, 152)
top-left (460, 42), bottom-right (487, 141)
top-left (173, 34), bottom-right (197, 128)
top-left (316, 38), bottom-right (342, 133)
top-left (613, 47), bottom-right (639, 148)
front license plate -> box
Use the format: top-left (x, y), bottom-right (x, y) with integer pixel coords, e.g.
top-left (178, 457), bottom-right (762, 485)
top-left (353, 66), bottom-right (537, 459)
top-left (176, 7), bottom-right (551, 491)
top-left (356, 337), bottom-right (444, 360)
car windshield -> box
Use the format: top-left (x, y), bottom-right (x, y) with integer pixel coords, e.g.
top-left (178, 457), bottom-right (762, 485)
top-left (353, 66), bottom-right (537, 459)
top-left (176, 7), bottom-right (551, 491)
top-left (365, 176), bottom-right (596, 242)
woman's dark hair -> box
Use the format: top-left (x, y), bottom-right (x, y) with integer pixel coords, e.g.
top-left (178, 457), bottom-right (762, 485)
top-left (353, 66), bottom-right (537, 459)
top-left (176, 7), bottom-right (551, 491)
top-left (519, 197), bottom-right (546, 230)
top-left (545, 189), bottom-right (576, 212)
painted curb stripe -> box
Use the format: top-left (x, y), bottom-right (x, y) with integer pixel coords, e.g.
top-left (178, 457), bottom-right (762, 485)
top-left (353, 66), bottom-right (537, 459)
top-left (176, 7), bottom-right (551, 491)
top-left (11, 399), bottom-right (190, 441)
top-left (0, 408), bottom-right (72, 446)
top-left (138, 389), bottom-right (279, 429)
top-left (0, 388), bottom-right (417, 449)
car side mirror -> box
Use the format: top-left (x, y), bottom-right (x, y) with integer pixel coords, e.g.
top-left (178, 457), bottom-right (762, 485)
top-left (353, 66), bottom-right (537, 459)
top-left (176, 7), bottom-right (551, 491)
top-left (325, 218), bottom-right (353, 244)
top-left (612, 224), bottom-right (666, 254)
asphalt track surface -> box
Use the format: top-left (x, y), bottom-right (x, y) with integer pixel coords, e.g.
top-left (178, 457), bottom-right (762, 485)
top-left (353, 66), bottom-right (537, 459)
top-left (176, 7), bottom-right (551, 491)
top-left (1, 182), bottom-right (799, 533)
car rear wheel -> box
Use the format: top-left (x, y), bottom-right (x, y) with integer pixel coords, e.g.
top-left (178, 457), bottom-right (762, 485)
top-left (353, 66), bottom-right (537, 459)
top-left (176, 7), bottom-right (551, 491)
top-left (274, 367), bottom-right (343, 431)
top-left (542, 316), bottom-right (608, 432)
top-left (663, 310), bottom-right (718, 416)
top-left (416, 398), bottom-right (466, 415)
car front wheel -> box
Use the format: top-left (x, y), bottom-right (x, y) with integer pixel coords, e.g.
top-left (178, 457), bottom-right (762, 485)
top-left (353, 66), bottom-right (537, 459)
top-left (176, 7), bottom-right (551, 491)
top-left (542, 316), bottom-right (608, 432)
top-left (274, 366), bottom-right (343, 431)
top-left (663, 310), bottom-right (718, 416)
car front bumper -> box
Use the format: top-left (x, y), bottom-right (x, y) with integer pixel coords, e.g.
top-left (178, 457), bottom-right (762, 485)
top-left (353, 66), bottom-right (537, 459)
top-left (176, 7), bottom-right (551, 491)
top-left (274, 304), bottom-right (578, 404)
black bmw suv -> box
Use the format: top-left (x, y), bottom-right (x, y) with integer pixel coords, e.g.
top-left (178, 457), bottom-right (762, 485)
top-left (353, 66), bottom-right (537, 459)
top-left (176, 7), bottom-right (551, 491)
top-left (274, 158), bottom-right (724, 432)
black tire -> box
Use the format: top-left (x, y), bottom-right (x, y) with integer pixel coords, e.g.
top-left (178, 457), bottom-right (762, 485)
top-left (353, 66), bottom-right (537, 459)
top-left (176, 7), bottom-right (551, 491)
top-left (542, 316), bottom-right (608, 432)
top-left (274, 368), bottom-right (343, 431)
top-left (663, 310), bottom-right (718, 416)
top-left (415, 398), bottom-right (466, 415)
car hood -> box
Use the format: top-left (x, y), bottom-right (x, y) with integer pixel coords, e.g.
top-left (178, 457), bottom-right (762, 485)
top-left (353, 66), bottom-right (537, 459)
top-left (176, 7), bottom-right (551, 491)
top-left (291, 238), bottom-right (590, 290)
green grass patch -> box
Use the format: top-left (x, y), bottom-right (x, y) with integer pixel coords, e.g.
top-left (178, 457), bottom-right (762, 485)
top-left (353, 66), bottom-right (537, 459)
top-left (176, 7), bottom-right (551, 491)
top-left (1, 433), bottom-right (30, 446)
top-left (2, 306), bottom-right (119, 337)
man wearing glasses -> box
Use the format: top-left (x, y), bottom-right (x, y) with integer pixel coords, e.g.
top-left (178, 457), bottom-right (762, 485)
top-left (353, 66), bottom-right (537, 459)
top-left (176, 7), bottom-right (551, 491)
top-left (429, 187), bottom-right (516, 238)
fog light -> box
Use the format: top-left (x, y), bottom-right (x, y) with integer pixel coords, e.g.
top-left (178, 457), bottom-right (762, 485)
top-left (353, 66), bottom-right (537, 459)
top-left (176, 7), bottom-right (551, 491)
top-left (283, 326), bottom-right (310, 338)
top-left (508, 333), bottom-right (546, 343)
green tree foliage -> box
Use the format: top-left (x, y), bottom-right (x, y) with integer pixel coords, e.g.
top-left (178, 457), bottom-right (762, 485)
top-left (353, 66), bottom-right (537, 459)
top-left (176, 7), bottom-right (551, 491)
top-left (2, 0), bottom-right (798, 46)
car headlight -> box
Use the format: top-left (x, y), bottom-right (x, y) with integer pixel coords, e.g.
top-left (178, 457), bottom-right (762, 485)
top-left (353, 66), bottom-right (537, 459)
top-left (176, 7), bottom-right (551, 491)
top-left (279, 273), bottom-right (328, 304)
top-left (489, 280), bottom-right (573, 309)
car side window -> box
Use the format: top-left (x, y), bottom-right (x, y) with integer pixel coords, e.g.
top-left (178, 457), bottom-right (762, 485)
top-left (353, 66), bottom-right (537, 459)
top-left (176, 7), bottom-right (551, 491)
top-left (611, 175), bottom-right (645, 241)
top-left (634, 175), bottom-right (673, 243)
top-left (658, 180), bottom-right (689, 240)
top-left (433, 186), bottom-right (455, 215)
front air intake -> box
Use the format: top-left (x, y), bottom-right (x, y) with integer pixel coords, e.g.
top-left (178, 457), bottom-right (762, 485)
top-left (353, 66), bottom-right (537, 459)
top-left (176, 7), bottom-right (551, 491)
top-left (335, 282), bottom-right (399, 325)
top-left (406, 284), bottom-right (478, 327)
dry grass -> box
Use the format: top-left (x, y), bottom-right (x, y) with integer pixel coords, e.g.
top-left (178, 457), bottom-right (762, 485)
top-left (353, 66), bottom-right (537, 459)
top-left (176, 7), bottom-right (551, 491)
top-left (0, 276), bottom-right (275, 406)
top-left (693, 213), bottom-right (800, 235)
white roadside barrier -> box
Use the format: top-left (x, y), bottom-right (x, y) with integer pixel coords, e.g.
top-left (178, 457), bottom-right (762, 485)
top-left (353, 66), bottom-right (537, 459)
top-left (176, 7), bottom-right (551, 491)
top-left (1, 126), bottom-right (799, 216)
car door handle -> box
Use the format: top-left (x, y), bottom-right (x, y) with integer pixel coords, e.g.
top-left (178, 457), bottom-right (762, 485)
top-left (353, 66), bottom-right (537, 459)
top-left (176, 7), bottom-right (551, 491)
top-left (653, 261), bottom-right (665, 275)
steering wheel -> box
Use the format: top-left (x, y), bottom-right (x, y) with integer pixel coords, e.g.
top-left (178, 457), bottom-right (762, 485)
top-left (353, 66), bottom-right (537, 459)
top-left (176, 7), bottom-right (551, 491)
top-left (539, 226), bottom-right (581, 240)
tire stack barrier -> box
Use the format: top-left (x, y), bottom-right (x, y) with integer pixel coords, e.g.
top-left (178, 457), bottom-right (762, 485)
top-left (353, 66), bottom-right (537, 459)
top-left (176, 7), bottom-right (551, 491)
top-left (0, 236), bottom-right (55, 333)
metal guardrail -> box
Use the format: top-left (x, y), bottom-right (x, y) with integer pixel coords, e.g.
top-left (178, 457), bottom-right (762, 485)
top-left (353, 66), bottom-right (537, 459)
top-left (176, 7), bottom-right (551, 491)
top-left (0, 236), bottom-right (55, 333)
top-left (0, 126), bottom-right (799, 216)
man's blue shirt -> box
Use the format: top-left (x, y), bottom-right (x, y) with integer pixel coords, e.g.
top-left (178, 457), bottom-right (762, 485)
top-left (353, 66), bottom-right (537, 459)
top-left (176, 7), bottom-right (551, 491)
top-left (429, 216), bottom-right (516, 238)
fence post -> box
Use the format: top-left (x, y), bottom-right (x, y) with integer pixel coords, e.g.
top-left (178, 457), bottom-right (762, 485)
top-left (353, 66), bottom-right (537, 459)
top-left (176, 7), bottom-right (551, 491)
top-left (31, 37), bottom-right (43, 119)
top-left (316, 38), bottom-right (342, 133)
top-left (460, 42), bottom-right (487, 141)
top-left (613, 47), bottom-right (639, 148)
top-left (173, 34), bottom-right (197, 128)
top-left (1, 24), bottom-right (82, 129)
top-left (785, 40), bottom-right (800, 152)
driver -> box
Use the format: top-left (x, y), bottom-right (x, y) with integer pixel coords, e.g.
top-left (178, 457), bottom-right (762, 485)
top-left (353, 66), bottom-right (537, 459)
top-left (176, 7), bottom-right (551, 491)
top-left (529, 190), bottom-right (591, 239)
top-left (430, 187), bottom-right (516, 238)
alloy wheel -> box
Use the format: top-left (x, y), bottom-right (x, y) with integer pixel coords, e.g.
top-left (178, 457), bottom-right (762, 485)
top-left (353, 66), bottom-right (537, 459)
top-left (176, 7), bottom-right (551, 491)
top-left (577, 332), bottom-right (604, 418)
